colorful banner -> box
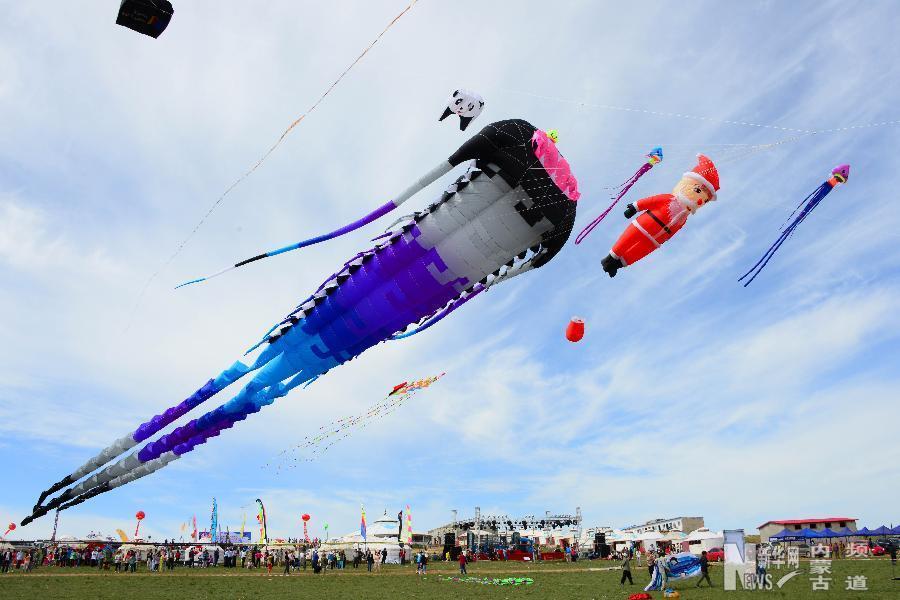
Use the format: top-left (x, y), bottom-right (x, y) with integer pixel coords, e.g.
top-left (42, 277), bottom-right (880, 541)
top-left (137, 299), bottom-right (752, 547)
top-left (360, 505), bottom-right (367, 540)
top-left (256, 499), bottom-right (268, 544)
top-left (405, 504), bottom-right (413, 544)
top-left (210, 497), bottom-right (218, 543)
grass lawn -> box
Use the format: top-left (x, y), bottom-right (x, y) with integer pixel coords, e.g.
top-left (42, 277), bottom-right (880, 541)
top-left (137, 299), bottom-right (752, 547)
top-left (0, 558), bottom-right (897, 599)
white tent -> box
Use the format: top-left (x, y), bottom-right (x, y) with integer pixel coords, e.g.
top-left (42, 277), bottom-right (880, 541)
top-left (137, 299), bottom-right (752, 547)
top-left (685, 528), bottom-right (724, 554)
top-left (637, 530), bottom-right (664, 541)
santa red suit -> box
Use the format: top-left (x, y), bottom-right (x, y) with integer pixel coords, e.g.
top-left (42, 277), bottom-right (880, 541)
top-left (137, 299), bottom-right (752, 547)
top-left (602, 154), bottom-right (720, 277)
top-left (611, 193), bottom-right (689, 265)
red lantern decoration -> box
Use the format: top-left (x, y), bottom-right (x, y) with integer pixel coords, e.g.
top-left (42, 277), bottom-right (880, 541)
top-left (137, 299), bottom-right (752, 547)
top-left (134, 510), bottom-right (146, 538)
top-left (301, 513), bottom-right (311, 543)
top-left (565, 317), bottom-right (585, 342)
top-left (3, 522), bottom-right (15, 537)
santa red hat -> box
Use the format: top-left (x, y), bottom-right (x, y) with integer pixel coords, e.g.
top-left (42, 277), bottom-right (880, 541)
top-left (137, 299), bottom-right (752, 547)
top-left (683, 154), bottom-right (720, 200)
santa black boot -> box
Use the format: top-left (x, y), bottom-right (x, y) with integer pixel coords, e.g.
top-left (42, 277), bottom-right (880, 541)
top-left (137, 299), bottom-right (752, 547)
top-left (601, 254), bottom-right (622, 277)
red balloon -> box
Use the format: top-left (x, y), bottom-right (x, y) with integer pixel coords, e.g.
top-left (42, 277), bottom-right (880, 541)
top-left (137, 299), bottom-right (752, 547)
top-left (301, 514), bottom-right (310, 522)
top-left (565, 317), bottom-right (585, 342)
top-left (135, 511), bottom-right (145, 520)
top-left (7, 523), bottom-right (15, 531)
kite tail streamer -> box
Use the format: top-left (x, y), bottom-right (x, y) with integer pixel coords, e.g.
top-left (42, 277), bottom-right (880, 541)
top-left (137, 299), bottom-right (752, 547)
top-left (31, 348), bottom-right (280, 514)
top-left (575, 147), bottom-right (662, 245)
top-left (176, 161), bottom-right (454, 288)
top-left (739, 164), bottom-right (849, 287)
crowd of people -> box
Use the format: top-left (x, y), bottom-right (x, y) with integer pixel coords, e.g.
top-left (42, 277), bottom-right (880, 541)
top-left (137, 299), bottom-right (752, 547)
top-left (0, 543), bottom-right (449, 576)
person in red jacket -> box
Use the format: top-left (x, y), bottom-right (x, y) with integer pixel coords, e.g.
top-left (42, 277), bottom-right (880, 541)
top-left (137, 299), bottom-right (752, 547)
top-left (459, 551), bottom-right (468, 575)
top-left (601, 154), bottom-right (720, 277)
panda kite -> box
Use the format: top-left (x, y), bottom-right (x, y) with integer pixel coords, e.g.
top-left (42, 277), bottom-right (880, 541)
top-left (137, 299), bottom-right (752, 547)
top-left (439, 89), bottom-right (485, 131)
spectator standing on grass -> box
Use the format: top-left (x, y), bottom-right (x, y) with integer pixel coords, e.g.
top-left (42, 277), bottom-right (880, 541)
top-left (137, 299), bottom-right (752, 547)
top-left (421, 551), bottom-right (428, 574)
top-left (459, 550), bottom-right (467, 575)
top-left (620, 551), bottom-right (633, 585)
top-left (129, 551), bottom-right (137, 573)
top-left (756, 546), bottom-right (768, 588)
top-left (697, 550), bottom-right (713, 587)
top-left (366, 550), bottom-right (374, 572)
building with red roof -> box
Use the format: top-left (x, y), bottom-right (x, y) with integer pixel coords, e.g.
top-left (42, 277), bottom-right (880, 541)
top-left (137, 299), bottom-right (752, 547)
top-left (758, 517), bottom-right (857, 541)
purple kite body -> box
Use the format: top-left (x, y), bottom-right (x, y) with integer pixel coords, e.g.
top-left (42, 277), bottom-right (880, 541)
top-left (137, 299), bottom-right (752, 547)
top-left (24, 119), bottom-right (580, 524)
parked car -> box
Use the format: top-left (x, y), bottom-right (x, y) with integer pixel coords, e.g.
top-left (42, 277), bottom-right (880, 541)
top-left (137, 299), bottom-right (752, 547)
top-left (870, 545), bottom-right (885, 556)
top-left (706, 548), bottom-right (724, 562)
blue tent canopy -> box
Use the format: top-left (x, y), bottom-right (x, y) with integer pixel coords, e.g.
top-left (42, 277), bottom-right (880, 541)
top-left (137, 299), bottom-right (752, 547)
top-left (818, 528), bottom-right (843, 538)
top-left (856, 527), bottom-right (872, 536)
top-left (769, 528), bottom-right (807, 542)
top-left (891, 525), bottom-right (900, 535)
top-left (869, 526), bottom-right (891, 536)
top-left (796, 528), bottom-right (824, 539)
top-left (833, 527), bottom-right (854, 537)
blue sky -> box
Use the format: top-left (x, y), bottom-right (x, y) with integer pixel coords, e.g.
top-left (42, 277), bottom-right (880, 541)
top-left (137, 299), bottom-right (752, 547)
top-left (1, 1), bottom-right (899, 541)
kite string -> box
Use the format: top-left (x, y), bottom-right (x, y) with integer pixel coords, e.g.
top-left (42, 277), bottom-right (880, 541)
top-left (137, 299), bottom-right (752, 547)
top-left (124, 0), bottom-right (420, 330)
top-left (504, 88), bottom-right (900, 136)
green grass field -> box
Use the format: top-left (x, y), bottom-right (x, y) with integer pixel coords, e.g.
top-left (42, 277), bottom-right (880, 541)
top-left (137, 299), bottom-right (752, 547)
top-left (0, 559), bottom-right (897, 599)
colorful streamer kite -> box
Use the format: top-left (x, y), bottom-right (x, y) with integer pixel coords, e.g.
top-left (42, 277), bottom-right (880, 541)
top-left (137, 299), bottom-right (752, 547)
top-left (268, 374), bottom-right (444, 468)
top-left (739, 164), bottom-right (850, 286)
top-left (441, 576), bottom-right (534, 586)
top-left (575, 147), bottom-right (663, 244)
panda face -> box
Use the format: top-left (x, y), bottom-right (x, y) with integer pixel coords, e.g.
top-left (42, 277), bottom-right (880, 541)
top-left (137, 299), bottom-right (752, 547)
top-left (449, 89), bottom-right (484, 118)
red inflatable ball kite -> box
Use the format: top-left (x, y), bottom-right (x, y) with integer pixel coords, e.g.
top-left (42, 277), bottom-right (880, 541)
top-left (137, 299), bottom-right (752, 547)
top-left (301, 514), bottom-right (310, 522)
top-left (565, 317), bottom-right (585, 342)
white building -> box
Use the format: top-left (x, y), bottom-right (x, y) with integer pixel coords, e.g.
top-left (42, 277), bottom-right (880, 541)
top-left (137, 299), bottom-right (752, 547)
top-left (621, 516), bottom-right (704, 536)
